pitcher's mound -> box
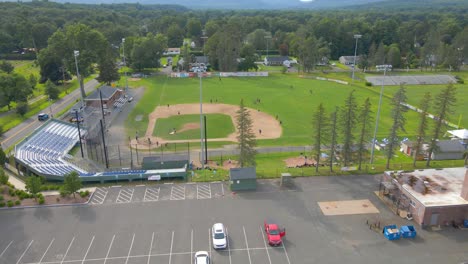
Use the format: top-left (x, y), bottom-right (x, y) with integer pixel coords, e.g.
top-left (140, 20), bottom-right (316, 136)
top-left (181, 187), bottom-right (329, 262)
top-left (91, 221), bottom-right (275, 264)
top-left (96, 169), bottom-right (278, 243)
top-left (318, 199), bottom-right (379, 216)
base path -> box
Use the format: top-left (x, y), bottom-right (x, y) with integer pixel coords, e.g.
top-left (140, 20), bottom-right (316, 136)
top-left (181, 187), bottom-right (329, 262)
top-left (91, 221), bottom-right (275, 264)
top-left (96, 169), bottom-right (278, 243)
top-left (132, 103), bottom-right (282, 150)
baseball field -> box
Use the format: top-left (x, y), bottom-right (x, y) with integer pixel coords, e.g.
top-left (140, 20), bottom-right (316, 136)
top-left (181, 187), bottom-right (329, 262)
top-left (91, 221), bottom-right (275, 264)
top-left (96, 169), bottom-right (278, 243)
top-left (124, 72), bottom-right (467, 150)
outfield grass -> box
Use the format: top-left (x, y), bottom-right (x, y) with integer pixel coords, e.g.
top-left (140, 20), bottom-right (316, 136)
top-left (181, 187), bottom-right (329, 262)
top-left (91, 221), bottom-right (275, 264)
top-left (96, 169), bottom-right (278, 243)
top-left (126, 73), bottom-right (452, 147)
top-left (153, 113), bottom-right (235, 140)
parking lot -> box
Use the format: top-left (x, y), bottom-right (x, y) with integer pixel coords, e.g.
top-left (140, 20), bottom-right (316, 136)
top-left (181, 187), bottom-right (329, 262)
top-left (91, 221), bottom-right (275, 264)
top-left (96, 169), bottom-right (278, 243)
top-left (1, 176), bottom-right (467, 264)
top-left (0, 224), bottom-right (291, 264)
top-left (89, 182), bottom-right (227, 205)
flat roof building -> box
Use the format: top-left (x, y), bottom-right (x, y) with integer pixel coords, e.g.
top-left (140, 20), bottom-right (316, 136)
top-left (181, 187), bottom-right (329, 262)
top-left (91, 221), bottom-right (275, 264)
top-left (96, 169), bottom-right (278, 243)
top-left (382, 168), bottom-right (468, 227)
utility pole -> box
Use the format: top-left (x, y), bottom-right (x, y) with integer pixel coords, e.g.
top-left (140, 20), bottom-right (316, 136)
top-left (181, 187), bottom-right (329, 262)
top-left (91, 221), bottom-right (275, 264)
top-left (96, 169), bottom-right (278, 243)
top-left (122, 38), bottom-right (129, 94)
top-left (73, 50), bottom-right (85, 108)
top-left (265, 35), bottom-right (272, 65)
top-left (199, 73), bottom-right (204, 169)
top-left (352, 34), bottom-right (362, 81)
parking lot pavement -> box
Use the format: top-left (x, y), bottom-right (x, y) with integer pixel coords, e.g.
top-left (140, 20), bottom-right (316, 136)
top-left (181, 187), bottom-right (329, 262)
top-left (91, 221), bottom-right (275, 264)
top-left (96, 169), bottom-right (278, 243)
top-left (2, 223), bottom-right (292, 264)
top-left (89, 182), bottom-right (228, 206)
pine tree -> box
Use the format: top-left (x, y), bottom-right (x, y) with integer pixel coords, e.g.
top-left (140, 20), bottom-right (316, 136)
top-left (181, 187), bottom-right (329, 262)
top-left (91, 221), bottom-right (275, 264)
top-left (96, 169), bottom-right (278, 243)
top-left (357, 98), bottom-right (373, 170)
top-left (312, 103), bottom-right (328, 172)
top-left (329, 107), bottom-right (338, 172)
top-left (339, 90), bottom-right (358, 166)
top-left (413, 92), bottom-right (432, 167)
top-left (386, 85), bottom-right (408, 169)
top-left (426, 84), bottom-right (457, 167)
top-left (236, 99), bottom-right (257, 167)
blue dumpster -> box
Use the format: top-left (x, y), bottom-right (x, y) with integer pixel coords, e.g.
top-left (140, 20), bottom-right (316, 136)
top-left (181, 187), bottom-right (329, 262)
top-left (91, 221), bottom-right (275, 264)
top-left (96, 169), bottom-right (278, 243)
top-left (383, 225), bottom-right (401, 240)
top-left (464, 219), bottom-right (468, 228)
top-left (400, 225), bottom-right (417, 238)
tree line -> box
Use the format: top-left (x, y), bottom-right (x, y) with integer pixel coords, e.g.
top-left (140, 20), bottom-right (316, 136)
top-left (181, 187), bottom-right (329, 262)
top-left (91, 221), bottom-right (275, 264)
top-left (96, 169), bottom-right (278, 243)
top-left (311, 84), bottom-right (460, 170)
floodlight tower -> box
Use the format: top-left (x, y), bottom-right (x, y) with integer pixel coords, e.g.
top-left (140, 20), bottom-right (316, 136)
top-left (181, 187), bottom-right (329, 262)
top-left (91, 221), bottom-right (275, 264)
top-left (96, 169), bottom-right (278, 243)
top-left (73, 50), bottom-right (85, 108)
top-left (122, 38), bottom-right (129, 94)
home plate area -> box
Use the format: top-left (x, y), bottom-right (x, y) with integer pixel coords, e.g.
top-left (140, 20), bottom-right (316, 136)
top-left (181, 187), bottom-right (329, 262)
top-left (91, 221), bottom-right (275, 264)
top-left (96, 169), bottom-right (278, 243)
top-left (318, 199), bottom-right (380, 216)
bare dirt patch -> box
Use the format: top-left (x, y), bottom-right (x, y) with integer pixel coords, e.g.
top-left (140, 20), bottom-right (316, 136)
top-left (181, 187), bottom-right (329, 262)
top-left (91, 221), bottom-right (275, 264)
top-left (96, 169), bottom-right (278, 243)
top-left (132, 103), bottom-right (282, 150)
top-left (318, 199), bottom-right (380, 216)
top-left (284, 156), bottom-right (317, 168)
top-left (190, 159), bottom-right (239, 170)
top-left (178, 122), bottom-right (200, 133)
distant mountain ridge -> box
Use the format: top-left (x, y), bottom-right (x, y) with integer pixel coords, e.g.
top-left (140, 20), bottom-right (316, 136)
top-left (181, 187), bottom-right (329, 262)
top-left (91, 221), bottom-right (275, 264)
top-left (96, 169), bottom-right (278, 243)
top-left (49, 0), bottom-right (387, 9)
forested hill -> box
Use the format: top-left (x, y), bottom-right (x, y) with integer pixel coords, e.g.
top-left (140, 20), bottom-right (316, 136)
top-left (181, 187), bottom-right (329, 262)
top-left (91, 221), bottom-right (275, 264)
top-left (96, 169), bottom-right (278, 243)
top-left (347, 0), bottom-right (468, 12)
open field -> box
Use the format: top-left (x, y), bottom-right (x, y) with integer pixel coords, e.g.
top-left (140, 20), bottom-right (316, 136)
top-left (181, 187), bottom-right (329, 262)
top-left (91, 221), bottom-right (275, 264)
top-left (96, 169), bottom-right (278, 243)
top-left (125, 72), bottom-right (467, 148)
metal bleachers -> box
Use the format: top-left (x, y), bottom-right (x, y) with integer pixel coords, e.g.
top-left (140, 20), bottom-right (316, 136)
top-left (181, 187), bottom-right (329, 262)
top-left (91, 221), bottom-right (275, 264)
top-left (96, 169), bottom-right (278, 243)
top-left (16, 120), bottom-right (89, 176)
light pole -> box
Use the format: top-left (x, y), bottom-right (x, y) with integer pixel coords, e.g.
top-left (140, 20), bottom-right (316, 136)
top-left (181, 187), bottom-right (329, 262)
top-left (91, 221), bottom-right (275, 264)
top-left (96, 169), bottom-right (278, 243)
top-left (265, 35), bottom-right (272, 65)
top-left (369, 64), bottom-right (392, 167)
top-left (352, 34), bottom-right (362, 81)
top-left (201, 30), bottom-right (208, 57)
top-left (457, 47), bottom-right (464, 71)
top-left (48, 97), bottom-right (53, 118)
top-left (122, 38), bottom-right (129, 94)
top-left (199, 73), bottom-right (204, 169)
top-left (73, 50), bottom-right (85, 108)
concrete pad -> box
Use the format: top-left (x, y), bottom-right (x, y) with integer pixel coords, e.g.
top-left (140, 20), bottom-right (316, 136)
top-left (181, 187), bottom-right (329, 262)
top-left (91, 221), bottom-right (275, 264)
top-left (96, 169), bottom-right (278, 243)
top-left (318, 199), bottom-right (380, 216)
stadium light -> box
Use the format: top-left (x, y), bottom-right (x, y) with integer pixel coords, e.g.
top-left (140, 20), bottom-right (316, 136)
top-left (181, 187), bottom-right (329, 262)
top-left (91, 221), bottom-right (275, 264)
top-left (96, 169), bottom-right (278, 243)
top-left (199, 72), bottom-right (204, 169)
top-left (73, 50), bottom-right (85, 108)
top-left (122, 38), bottom-right (129, 94)
top-left (352, 34), bottom-right (362, 81)
top-left (370, 64), bottom-right (392, 167)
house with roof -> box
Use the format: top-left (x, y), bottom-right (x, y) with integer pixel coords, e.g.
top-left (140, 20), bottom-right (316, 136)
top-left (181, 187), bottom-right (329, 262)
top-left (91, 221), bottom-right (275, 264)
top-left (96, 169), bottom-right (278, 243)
top-left (425, 140), bottom-right (466, 160)
top-left (163, 48), bottom-right (181, 56)
top-left (264, 56), bottom-right (291, 66)
top-left (339, 56), bottom-right (360, 65)
top-left (84, 85), bottom-right (123, 109)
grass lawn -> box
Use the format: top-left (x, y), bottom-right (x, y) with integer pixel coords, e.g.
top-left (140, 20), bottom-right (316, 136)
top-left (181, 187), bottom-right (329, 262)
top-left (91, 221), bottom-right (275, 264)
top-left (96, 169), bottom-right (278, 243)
top-left (153, 113), bottom-right (235, 140)
top-left (126, 73), bottom-right (451, 147)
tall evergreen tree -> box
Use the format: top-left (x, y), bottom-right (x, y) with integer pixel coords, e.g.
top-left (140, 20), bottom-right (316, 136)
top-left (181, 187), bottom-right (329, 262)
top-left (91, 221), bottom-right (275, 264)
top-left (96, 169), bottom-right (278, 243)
top-left (236, 99), bottom-right (257, 167)
top-left (386, 85), bottom-right (408, 169)
top-left (312, 103), bottom-right (328, 172)
top-left (426, 84), bottom-right (457, 167)
top-left (329, 107), bottom-right (338, 172)
top-left (357, 98), bottom-right (373, 171)
top-left (339, 90), bottom-right (358, 166)
top-left (413, 92), bottom-right (432, 167)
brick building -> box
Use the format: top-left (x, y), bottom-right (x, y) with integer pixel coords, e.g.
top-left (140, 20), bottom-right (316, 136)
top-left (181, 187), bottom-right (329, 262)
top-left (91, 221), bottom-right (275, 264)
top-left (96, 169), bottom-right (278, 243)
top-left (382, 168), bottom-right (468, 227)
top-left (84, 86), bottom-right (123, 109)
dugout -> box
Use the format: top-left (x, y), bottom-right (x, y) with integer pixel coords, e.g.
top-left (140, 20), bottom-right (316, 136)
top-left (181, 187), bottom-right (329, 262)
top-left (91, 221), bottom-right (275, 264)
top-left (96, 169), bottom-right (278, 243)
top-left (142, 156), bottom-right (188, 180)
top-left (230, 167), bottom-right (257, 191)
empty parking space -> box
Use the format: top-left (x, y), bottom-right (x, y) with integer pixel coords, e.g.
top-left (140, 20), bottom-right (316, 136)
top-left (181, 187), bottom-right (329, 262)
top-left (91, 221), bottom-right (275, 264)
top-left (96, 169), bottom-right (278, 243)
top-left (130, 185), bottom-right (147, 203)
top-left (90, 187), bottom-right (108, 205)
top-left (197, 183), bottom-right (212, 199)
top-left (170, 185), bottom-right (186, 200)
top-left (2, 224), bottom-right (293, 264)
top-left (116, 188), bottom-right (134, 203)
top-left (143, 186), bottom-right (160, 202)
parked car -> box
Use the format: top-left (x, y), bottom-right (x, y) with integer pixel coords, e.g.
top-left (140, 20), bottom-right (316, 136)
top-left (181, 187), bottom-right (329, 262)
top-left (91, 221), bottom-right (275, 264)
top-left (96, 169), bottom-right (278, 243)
top-left (37, 113), bottom-right (49, 121)
top-left (264, 219), bottom-right (286, 246)
top-left (127, 96), bottom-right (134, 102)
top-left (194, 251), bottom-right (210, 264)
top-left (211, 223), bottom-right (227, 249)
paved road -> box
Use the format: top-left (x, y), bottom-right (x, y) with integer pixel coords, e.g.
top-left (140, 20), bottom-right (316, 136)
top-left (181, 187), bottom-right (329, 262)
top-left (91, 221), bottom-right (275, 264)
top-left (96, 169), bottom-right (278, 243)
top-left (0, 79), bottom-right (99, 150)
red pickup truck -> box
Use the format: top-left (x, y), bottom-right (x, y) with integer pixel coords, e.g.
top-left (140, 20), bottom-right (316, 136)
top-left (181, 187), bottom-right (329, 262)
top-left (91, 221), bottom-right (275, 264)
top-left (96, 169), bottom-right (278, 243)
top-left (264, 220), bottom-right (286, 246)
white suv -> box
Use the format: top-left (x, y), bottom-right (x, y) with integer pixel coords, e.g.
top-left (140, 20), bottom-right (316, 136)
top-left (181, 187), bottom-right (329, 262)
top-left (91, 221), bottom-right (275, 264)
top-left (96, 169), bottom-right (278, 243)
top-left (212, 223), bottom-right (227, 249)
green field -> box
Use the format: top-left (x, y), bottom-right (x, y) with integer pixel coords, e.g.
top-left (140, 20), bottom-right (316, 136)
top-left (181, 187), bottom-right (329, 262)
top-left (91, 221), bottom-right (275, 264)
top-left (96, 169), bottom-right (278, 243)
top-left (153, 114), bottom-right (235, 140)
top-left (125, 72), bottom-right (468, 147)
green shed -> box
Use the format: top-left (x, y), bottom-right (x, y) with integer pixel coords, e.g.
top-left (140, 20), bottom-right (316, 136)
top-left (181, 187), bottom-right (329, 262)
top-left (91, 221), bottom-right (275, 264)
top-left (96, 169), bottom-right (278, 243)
top-left (230, 167), bottom-right (257, 191)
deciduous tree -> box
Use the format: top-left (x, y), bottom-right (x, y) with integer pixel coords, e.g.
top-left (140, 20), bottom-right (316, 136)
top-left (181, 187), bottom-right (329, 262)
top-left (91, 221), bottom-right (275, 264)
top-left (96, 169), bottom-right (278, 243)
top-left (25, 176), bottom-right (42, 201)
top-left (63, 171), bottom-right (82, 199)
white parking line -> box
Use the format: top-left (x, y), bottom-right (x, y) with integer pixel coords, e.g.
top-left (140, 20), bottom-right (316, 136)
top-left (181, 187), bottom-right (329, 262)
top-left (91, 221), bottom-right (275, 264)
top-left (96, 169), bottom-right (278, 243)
top-left (143, 187), bottom-right (160, 202)
top-left (170, 185), bottom-right (185, 200)
top-left (91, 188), bottom-right (108, 204)
top-left (168, 231), bottom-right (174, 264)
top-left (0, 241), bottom-right (13, 258)
top-left (60, 237), bottom-right (74, 264)
top-left (197, 184), bottom-right (211, 199)
top-left (282, 240), bottom-right (292, 264)
top-left (81, 236), bottom-right (94, 264)
top-left (16, 240), bottom-right (33, 264)
top-left (221, 183), bottom-right (225, 196)
top-left (243, 227), bottom-right (252, 264)
top-left (208, 228), bottom-right (211, 258)
top-left (260, 226), bottom-right (272, 264)
top-left (125, 234), bottom-right (135, 264)
top-left (147, 232), bottom-right (154, 264)
top-left (116, 188), bottom-right (134, 203)
top-left (226, 228), bottom-right (232, 264)
top-left (39, 238), bottom-right (55, 264)
top-left (191, 229), bottom-right (193, 258)
top-left (103, 235), bottom-right (115, 264)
